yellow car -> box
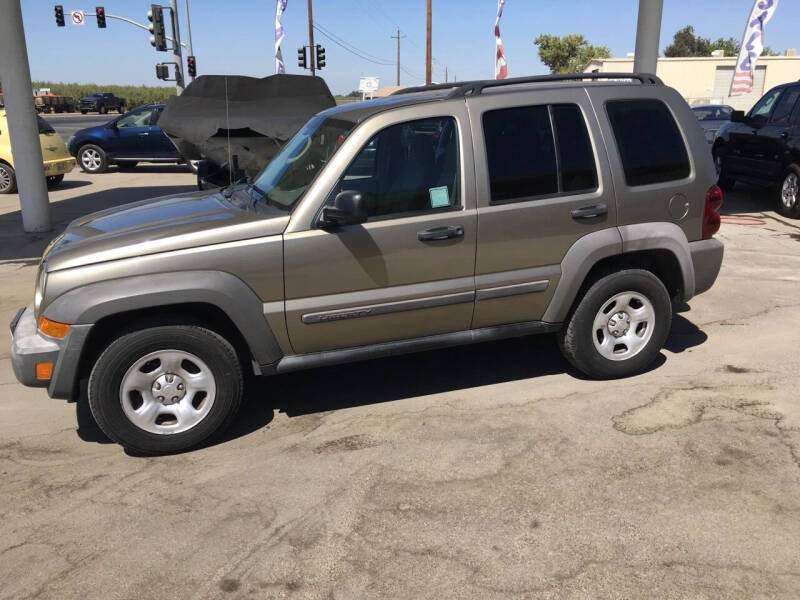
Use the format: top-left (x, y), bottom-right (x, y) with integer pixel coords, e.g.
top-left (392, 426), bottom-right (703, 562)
top-left (0, 109), bottom-right (75, 194)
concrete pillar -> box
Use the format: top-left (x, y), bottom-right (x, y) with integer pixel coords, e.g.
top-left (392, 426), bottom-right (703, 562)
top-left (0, 0), bottom-right (52, 232)
top-left (633, 0), bottom-right (664, 75)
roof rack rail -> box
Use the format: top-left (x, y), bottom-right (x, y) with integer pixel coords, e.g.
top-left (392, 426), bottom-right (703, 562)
top-left (393, 72), bottom-right (663, 97)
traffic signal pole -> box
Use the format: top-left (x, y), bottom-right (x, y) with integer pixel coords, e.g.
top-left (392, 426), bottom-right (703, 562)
top-left (307, 0), bottom-right (316, 77)
top-left (168, 0), bottom-right (185, 93)
top-left (0, 0), bottom-right (52, 232)
top-left (183, 0), bottom-right (195, 80)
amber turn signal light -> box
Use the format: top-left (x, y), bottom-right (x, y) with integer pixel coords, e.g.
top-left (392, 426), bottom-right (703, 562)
top-left (38, 316), bottom-right (70, 338)
top-left (36, 362), bottom-right (54, 380)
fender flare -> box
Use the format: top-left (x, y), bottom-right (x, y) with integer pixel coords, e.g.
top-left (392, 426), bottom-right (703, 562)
top-left (542, 223), bottom-right (695, 323)
top-left (43, 270), bottom-right (283, 366)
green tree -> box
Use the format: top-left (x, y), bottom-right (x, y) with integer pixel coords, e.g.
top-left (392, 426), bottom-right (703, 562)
top-left (534, 34), bottom-right (611, 73)
top-left (665, 26), bottom-right (775, 57)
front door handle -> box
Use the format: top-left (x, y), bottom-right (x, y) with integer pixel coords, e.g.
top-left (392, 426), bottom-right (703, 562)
top-left (138, 132), bottom-right (150, 136)
top-left (418, 225), bottom-right (464, 241)
top-left (570, 203), bottom-right (608, 220)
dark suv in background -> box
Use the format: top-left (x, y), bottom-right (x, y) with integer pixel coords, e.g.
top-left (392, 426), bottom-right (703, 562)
top-left (713, 82), bottom-right (800, 218)
top-left (68, 104), bottom-right (191, 173)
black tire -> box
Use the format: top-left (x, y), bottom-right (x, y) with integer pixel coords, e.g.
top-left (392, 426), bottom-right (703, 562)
top-left (118, 104), bottom-right (126, 113)
top-left (116, 161), bottom-right (139, 170)
top-left (777, 165), bottom-right (800, 219)
top-left (46, 174), bottom-right (65, 188)
top-left (78, 144), bottom-right (108, 173)
top-left (80, 110), bottom-right (88, 115)
top-left (0, 162), bottom-right (17, 194)
top-left (713, 148), bottom-right (735, 191)
top-left (88, 325), bottom-right (243, 454)
top-left (558, 269), bottom-right (672, 379)
top-left (98, 104), bottom-right (107, 114)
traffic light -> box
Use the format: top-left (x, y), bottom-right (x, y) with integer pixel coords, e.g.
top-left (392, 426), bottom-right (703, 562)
top-left (315, 45), bottom-right (326, 69)
top-left (155, 64), bottom-right (169, 81)
top-left (55, 5), bottom-right (65, 27)
top-left (96, 7), bottom-right (106, 28)
top-left (298, 47), bottom-right (307, 69)
top-left (147, 4), bottom-right (167, 51)
top-left (187, 56), bottom-right (196, 78)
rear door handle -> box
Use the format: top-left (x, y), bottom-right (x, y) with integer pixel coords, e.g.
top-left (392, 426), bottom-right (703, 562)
top-left (418, 225), bottom-right (464, 241)
top-left (138, 132), bottom-right (149, 136)
top-left (570, 203), bottom-right (608, 220)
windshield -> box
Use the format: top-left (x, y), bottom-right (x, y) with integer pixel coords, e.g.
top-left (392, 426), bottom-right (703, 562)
top-left (252, 115), bottom-right (355, 211)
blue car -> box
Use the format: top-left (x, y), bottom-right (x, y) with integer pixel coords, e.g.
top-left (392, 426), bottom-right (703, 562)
top-left (68, 103), bottom-right (192, 173)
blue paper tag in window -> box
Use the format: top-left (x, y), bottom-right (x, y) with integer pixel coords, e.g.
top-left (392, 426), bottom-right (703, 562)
top-left (429, 186), bottom-right (450, 208)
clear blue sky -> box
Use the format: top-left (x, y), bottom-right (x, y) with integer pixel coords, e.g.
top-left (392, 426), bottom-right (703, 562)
top-left (19, 0), bottom-right (800, 95)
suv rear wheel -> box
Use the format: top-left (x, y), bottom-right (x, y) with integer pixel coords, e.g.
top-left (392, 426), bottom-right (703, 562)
top-left (558, 269), bottom-right (672, 379)
top-left (778, 166), bottom-right (800, 219)
top-left (88, 325), bottom-right (243, 454)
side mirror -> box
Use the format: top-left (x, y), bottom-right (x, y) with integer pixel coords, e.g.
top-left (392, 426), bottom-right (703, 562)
top-left (320, 190), bottom-right (367, 228)
top-left (730, 110), bottom-right (746, 123)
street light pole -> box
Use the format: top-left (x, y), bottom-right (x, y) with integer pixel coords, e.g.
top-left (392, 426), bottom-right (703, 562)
top-left (633, 0), bottom-right (663, 74)
top-left (425, 0), bottom-right (432, 84)
top-left (0, 0), bottom-right (51, 232)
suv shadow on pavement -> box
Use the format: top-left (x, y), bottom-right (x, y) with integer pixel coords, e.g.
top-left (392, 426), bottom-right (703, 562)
top-left (0, 184), bottom-right (197, 261)
top-left (75, 316), bottom-right (706, 454)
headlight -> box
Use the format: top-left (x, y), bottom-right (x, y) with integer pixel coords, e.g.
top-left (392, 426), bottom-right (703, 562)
top-left (34, 264), bottom-right (46, 316)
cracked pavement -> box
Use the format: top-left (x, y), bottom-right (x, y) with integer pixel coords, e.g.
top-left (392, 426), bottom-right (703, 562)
top-left (1, 172), bottom-right (800, 599)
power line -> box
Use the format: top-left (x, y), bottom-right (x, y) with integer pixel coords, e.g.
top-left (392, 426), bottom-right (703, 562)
top-left (313, 21), bottom-right (394, 66)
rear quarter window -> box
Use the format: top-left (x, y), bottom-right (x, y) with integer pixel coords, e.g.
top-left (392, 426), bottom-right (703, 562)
top-left (606, 99), bottom-right (690, 187)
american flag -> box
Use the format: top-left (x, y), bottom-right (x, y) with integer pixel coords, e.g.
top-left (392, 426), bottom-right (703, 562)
top-left (275, 0), bottom-right (288, 74)
top-left (495, 0), bottom-right (508, 80)
top-left (730, 0), bottom-right (779, 96)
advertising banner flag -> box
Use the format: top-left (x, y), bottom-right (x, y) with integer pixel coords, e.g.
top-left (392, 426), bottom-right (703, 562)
top-left (730, 0), bottom-right (779, 95)
top-left (275, 0), bottom-right (288, 74)
top-left (495, 0), bottom-right (508, 80)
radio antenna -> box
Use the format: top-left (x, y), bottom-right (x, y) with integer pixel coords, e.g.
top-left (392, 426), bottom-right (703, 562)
top-left (225, 75), bottom-right (232, 186)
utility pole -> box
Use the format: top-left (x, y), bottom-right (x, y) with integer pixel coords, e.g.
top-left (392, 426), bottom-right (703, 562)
top-left (183, 0), bottom-right (194, 80)
top-left (0, 0), bottom-right (51, 232)
top-left (307, 0), bottom-right (316, 77)
top-left (426, 0), bottom-right (432, 84)
top-left (445, 66), bottom-right (448, 82)
top-left (391, 28), bottom-right (406, 86)
top-left (168, 0), bottom-right (184, 93)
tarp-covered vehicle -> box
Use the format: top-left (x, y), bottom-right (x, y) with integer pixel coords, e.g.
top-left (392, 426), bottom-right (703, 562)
top-left (158, 74), bottom-right (336, 188)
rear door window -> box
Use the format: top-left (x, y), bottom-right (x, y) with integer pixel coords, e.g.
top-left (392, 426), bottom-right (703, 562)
top-left (482, 103), bottom-right (597, 202)
top-left (606, 99), bottom-right (690, 186)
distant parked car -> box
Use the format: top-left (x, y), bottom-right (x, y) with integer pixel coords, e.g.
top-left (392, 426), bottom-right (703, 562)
top-left (713, 82), bottom-right (800, 218)
top-left (0, 110), bottom-right (75, 194)
top-left (78, 92), bottom-right (126, 115)
top-left (68, 104), bottom-right (193, 173)
top-left (691, 104), bottom-right (733, 143)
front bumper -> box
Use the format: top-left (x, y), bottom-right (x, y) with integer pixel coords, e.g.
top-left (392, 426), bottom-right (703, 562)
top-left (689, 238), bottom-right (724, 296)
top-left (10, 305), bottom-right (92, 400)
top-left (43, 157), bottom-right (76, 177)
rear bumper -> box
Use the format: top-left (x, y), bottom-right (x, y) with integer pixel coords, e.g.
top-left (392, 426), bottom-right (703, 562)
top-left (10, 305), bottom-right (92, 400)
top-left (43, 157), bottom-right (76, 176)
top-left (689, 238), bottom-right (724, 296)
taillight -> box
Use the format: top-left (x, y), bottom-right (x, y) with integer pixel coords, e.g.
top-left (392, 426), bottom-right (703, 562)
top-left (703, 185), bottom-right (723, 239)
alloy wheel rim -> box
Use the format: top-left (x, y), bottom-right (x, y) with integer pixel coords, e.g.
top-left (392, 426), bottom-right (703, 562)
top-left (81, 148), bottom-right (101, 171)
top-left (0, 166), bottom-right (10, 192)
top-left (781, 173), bottom-right (798, 209)
top-left (592, 291), bottom-right (656, 361)
top-left (119, 349), bottom-right (216, 435)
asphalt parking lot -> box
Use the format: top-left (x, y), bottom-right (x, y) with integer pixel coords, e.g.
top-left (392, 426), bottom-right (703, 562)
top-left (1, 169), bottom-right (799, 599)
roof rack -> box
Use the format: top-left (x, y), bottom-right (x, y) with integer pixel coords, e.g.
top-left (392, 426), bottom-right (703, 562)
top-left (393, 72), bottom-right (663, 97)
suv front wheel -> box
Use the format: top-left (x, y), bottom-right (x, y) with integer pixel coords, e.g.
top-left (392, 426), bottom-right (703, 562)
top-left (558, 269), bottom-right (672, 379)
top-left (88, 325), bottom-right (243, 454)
